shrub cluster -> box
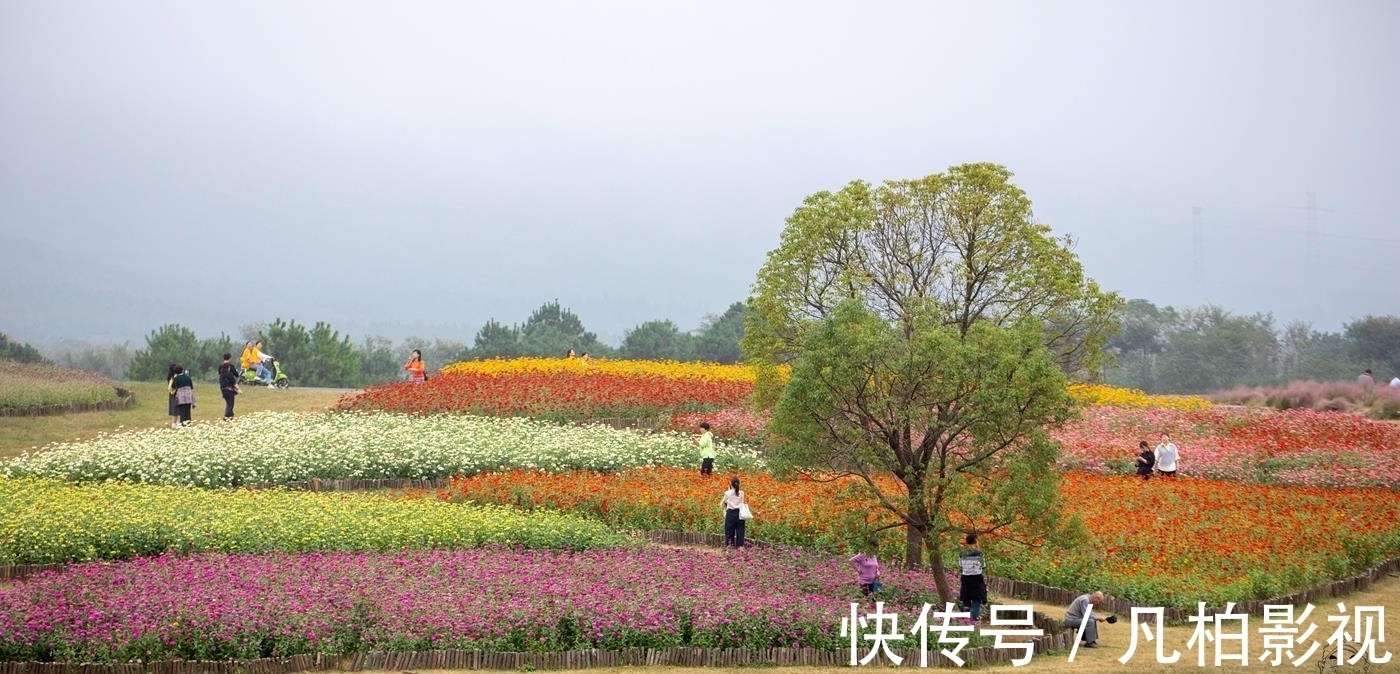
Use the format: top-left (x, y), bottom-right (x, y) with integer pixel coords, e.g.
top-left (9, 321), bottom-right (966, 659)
top-left (1211, 380), bottom-right (1400, 420)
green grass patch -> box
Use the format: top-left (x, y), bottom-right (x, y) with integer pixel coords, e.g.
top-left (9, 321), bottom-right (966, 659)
top-left (0, 380), bottom-right (348, 458)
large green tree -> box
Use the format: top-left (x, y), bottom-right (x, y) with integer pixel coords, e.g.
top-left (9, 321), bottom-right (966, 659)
top-left (262, 318), bottom-right (361, 387)
top-left (1154, 306), bottom-right (1278, 393)
top-left (619, 320), bottom-right (694, 361)
top-left (357, 336), bottom-right (400, 385)
top-left (693, 302), bottom-right (748, 364)
top-left (0, 332), bottom-right (47, 364)
top-left (128, 324), bottom-right (202, 381)
top-left (774, 301), bottom-right (1080, 602)
top-left (518, 301), bottom-right (610, 357)
top-left (471, 320), bottom-right (522, 359)
top-left (746, 163), bottom-right (1119, 590)
top-left (1345, 315), bottom-right (1400, 378)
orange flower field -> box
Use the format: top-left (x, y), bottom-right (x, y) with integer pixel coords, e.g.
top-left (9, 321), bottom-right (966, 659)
top-left (417, 467), bottom-right (1400, 608)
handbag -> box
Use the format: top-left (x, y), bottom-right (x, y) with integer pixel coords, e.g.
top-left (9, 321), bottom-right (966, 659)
top-left (175, 386), bottom-right (194, 406)
top-left (738, 503), bottom-right (753, 520)
top-left (870, 580), bottom-right (883, 593)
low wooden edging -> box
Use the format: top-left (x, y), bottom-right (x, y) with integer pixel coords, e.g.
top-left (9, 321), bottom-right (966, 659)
top-left (0, 634), bottom-right (1083, 673)
top-left (987, 555), bottom-right (1400, 620)
top-left (0, 388), bottom-right (134, 418)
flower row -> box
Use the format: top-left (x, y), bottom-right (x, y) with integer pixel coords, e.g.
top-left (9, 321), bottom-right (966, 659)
top-left (0, 361), bottom-right (118, 410)
top-left (0, 478), bottom-right (629, 565)
top-left (1, 411), bottom-right (760, 488)
top-left (338, 372), bottom-right (754, 420)
top-left (1051, 405), bottom-right (1400, 487)
top-left (439, 357), bottom-right (782, 382)
top-left (1066, 383), bottom-right (1211, 411)
top-left (419, 467), bottom-right (1400, 608)
top-left (0, 547), bottom-right (958, 663)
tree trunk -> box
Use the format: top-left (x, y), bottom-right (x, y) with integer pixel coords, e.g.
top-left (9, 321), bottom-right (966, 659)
top-left (928, 535), bottom-right (951, 604)
top-left (904, 520), bottom-right (924, 570)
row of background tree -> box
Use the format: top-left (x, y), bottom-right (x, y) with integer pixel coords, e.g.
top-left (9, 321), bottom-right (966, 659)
top-left (11, 300), bottom-right (1398, 393)
top-left (1105, 301), bottom-right (1400, 393)
top-left (21, 300), bottom-right (749, 387)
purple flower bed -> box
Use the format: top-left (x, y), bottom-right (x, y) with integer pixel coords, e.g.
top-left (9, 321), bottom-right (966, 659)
top-left (0, 546), bottom-right (964, 663)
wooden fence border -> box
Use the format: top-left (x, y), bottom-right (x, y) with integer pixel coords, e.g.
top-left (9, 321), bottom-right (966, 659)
top-left (0, 388), bottom-right (134, 418)
top-left (0, 635), bottom-right (1085, 673)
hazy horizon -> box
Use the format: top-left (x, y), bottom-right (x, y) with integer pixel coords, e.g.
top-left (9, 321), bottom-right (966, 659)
top-left (3, 1), bottom-right (1397, 347)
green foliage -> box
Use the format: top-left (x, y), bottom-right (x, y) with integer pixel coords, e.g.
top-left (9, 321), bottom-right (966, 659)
top-left (1102, 300), bottom-right (1372, 393)
top-left (745, 163), bottom-right (1114, 584)
top-left (1345, 314), bottom-right (1400, 377)
top-left (470, 301), bottom-right (613, 359)
top-left (520, 300), bottom-right (611, 357)
top-left (263, 318), bottom-right (362, 388)
top-left (357, 335), bottom-right (400, 385)
top-left (127, 324), bottom-right (202, 381)
top-left (472, 319), bottom-right (523, 358)
top-left (744, 162), bottom-right (1121, 399)
top-left (771, 301), bottom-right (1081, 576)
top-left (0, 332), bottom-right (46, 364)
top-left (1154, 306), bottom-right (1279, 393)
top-left (619, 320), bottom-right (694, 361)
top-left (693, 302), bottom-right (748, 364)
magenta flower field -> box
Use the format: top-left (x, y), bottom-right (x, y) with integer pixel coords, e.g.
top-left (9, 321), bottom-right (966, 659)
top-left (1051, 405), bottom-right (1400, 487)
top-left (0, 546), bottom-right (962, 663)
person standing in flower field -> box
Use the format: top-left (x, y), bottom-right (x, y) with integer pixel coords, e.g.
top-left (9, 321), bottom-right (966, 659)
top-left (1155, 433), bottom-right (1179, 477)
top-left (697, 421), bottom-right (716, 475)
top-left (1359, 369), bottom-right (1375, 386)
top-left (404, 349), bottom-right (427, 383)
top-left (1135, 440), bottom-right (1155, 481)
top-left (849, 537), bottom-right (881, 597)
top-left (721, 476), bottom-right (748, 548)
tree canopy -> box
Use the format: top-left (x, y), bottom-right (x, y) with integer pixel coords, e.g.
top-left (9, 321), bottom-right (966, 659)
top-left (748, 163), bottom-right (1118, 601)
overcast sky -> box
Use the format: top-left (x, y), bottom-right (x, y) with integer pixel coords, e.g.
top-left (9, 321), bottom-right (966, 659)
top-left (2, 1), bottom-right (1397, 345)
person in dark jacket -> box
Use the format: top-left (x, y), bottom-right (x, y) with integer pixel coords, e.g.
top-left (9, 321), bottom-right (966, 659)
top-left (217, 353), bottom-right (240, 419)
top-left (1135, 440), bottom-right (1155, 481)
top-left (170, 365), bottom-right (195, 426)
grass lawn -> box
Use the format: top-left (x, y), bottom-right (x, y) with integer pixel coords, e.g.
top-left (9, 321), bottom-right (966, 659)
top-left (0, 380), bottom-right (349, 458)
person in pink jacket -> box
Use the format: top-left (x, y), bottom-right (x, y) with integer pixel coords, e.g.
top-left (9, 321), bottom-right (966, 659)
top-left (849, 538), bottom-right (882, 596)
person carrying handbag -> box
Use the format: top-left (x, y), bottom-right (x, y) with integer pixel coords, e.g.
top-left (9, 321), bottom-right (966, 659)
top-left (720, 476), bottom-right (748, 548)
top-left (170, 365), bottom-right (195, 426)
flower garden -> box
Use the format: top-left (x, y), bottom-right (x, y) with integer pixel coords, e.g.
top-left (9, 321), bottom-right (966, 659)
top-left (0, 361), bottom-right (120, 410)
top-left (2, 357), bottom-right (1400, 664)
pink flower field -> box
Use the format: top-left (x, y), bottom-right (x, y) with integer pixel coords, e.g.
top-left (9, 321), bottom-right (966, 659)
top-left (1052, 405), bottom-right (1400, 487)
top-left (0, 546), bottom-right (966, 663)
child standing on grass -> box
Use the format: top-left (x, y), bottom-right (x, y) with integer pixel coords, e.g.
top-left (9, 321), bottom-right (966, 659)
top-left (849, 538), bottom-right (881, 596)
